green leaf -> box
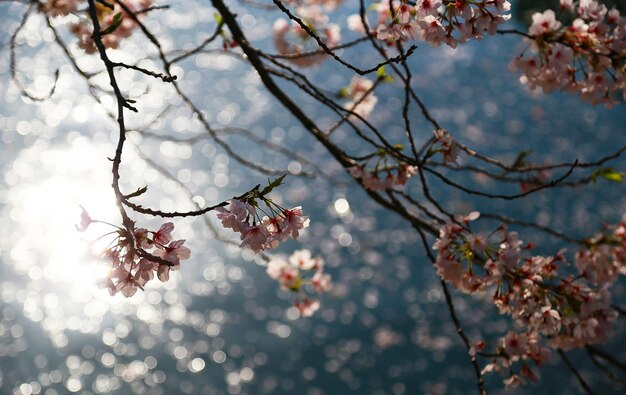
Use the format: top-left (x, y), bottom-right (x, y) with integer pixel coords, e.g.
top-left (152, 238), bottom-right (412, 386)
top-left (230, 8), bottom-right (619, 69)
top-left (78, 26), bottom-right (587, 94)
top-left (376, 66), bottom-right (386, 78)
top-left (338, 87), bottom-right (349, 98)
top-left (261, 174), bottom-right (287, 195)
top-left (376, 66), bottom-right (393, 83)
top-left (592, 168), bottom-right (625, 183)
top-left (214, 12), bottom-right (223, 24)
top-left (511, 150), bottom-right (532, 170)
top-left (100, 12), bottom-right (123, 36)
top-left (124, 186), bottom-right (148, 199)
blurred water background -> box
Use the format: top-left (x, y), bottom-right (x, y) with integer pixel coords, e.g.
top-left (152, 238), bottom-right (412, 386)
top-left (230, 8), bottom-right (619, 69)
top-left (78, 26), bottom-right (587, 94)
top-left (0, 1), bottom-right (625, 394)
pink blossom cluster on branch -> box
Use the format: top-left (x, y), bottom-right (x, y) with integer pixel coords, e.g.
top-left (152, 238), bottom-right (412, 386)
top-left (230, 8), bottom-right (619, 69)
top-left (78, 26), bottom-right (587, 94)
top-left (216, 199), bottom-right (310, 253)
top-left (510, 0), bottom-right (626, 107)
top-left (431, 128), bottom-right (460, 164)
top-left (273, 3), bottom-right (341, 67)
top-left (433, 212), bottom-right (626, 388)
top-left (371, 0), bottom-right (511, 48)
top-left (349, 155), bottom-right (418, 191)
top-left (42, 0), bottom-right (153, 53)
top-left (77, 207), bottom-right (191, 297)
top-left (267, 249), bottom-right (332, 316)
top-left (341, 76), bottom-right (379, 119)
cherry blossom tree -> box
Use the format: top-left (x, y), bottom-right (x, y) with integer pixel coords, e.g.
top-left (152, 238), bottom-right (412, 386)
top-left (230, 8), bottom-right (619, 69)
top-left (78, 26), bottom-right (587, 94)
top-left (4, 0), bottom-right (626, 393)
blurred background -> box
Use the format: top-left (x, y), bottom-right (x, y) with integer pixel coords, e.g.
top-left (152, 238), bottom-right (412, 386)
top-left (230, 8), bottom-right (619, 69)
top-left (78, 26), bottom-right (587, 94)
top-left (0, 1), bottom-right (625, 394)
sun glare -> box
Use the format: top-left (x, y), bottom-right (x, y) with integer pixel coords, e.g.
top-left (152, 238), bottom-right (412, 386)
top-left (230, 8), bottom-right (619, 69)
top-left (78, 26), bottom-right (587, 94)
top-left (4, 138), bottom-right (134, 308)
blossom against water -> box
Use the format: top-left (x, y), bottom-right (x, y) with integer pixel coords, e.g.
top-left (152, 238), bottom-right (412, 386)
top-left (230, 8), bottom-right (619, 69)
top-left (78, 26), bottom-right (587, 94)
top-left (240, 224), bottom-right (272, 253)
top-left (528, 10), bottom-right (562, 36)
top-left (155, 239), bottom-right (191, 266)
top-left (44, 0), bottom-right (81, 17)
top-left (42, 0), bottom-right (156, 53)
top-left (273, 4), bottom-right (341, 67)
top-left (79, 209), bottom-right (191, 297)
top-left (348, 153), bottom-right (419, 192)
top-left (216, 198), bottom-right (310, 253)
top-left (371, 0), bottom-right (510, 48)
top-left (152, 222), bottom-right (175, 247)
top-left (432, 210), bottom-right (626, 388)
top-left (510, 1), bottom-right (626, 107)
top-left (295, 298), bottom-right (321, 317)
top-left (266, 249), bottom-right (332, 316)
top-left (342, 76), bottom-right (378, 119)
top-left (282, 206), bottom-right (310, 239)
top-left (433, 128), bottom-right (460, 164)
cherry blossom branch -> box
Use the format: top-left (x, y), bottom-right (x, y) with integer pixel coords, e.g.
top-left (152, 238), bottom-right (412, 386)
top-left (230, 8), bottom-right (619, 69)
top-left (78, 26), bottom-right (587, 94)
top-left (479, 212), bottom-right (583, 244)
top-left (133, 127), bottom-right (340, 182)
top-left (86, 0), bottom-right (136, 233)
top-left (587, 346), bottom-right (626, 372)
top-left (269, 36), bottom-right (369, 60)
top-left (168, 19), bottom-right (225, 64)
top-left (131, 144), bottom-right (271, 261)
top-left (10, 3), bottom-right (59, 101)
top-left (272, 0), bottom-right (418, 75)
top-left (110, 61), bottom-right (177, 82)
top-left (586, 348), bottom-right (626, 387)
top-left (441, 280), bottom-right (487, 395)
top-left (422, 160), bottom-right (578, 200)
top-left (211, 0), bottom-right (354, 168)
top-left (117, 4), bottom-right (298, 177)
top-left (558, 349), bottom-right (597, 395)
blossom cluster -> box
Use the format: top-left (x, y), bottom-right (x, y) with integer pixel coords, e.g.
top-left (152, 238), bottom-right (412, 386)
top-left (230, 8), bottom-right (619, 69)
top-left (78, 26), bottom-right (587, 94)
top-left (273, 3), bottom-right (341, 67)
top-left (349, 155), bottom-right (418, 191)
top-left (366, 0), bottom-right (511, 48)
top-left (433, 212), bottom-right (625, 388)
top-left (216, 199), bottom-right (310, 253)
top-left (42, 0), bottom-right (153, 53)
top-left (284, 0), bottom-right (343, 10)
top-left (432, 128), bottom-right (460, 164)
top-left (575, 214), bottom-right (626, 286)
top-left (77, 207), bottom-right (191, 297)
top-left (266, 249), bottom-right (332, 316)
top-left (510, 1), bottom-right (626, 107)
top-left (340, 76), bottom-right (378, 118)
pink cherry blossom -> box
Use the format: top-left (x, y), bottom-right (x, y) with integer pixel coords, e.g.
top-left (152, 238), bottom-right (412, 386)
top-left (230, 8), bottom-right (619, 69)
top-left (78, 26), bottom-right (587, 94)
top-left (415, 0), bottom-right (442, 18)
top-left (67, 0), bottom-right (155, 54)
top-left (419, 15), bottom-right (446, 47)
top-left (45, 0), bottom-right (80, 17)
top-left (216, 199), bottom-right (254, 232)
top-left (281, 206), bottom-right (310, 239)
top-left (153, 222), bottom-right (174, 246)
top-left (76, 205), bottom-right (93, 232)
top-left (155, 239), bottom-right (191, 266)
top-left (240, 224), bottom-right (271, 252)
top-left (295, 298), bottom-right (320, 317)
top-left (133, 258), bottom-right (157, 286)
top-left (134, 227), bottom-right (152, 249)
top-left (272, 5), bottom-right (342, 67)
top-left (578, 0), bottom-right (608, 21)
top-left (157, 264), bottom-right (172, 282)
top-left (529, 10), bottom-right (562, 36)
top-left (266, 249), bottom-right (332, 315)
top-left (289, 249), bottom-right (319, 270)
top-left (311, 271), bottom-right (332, 293)
top-left (433, 128), bottom-right (460, 164)
top-left (343, 76), bottom-right (378, 119)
